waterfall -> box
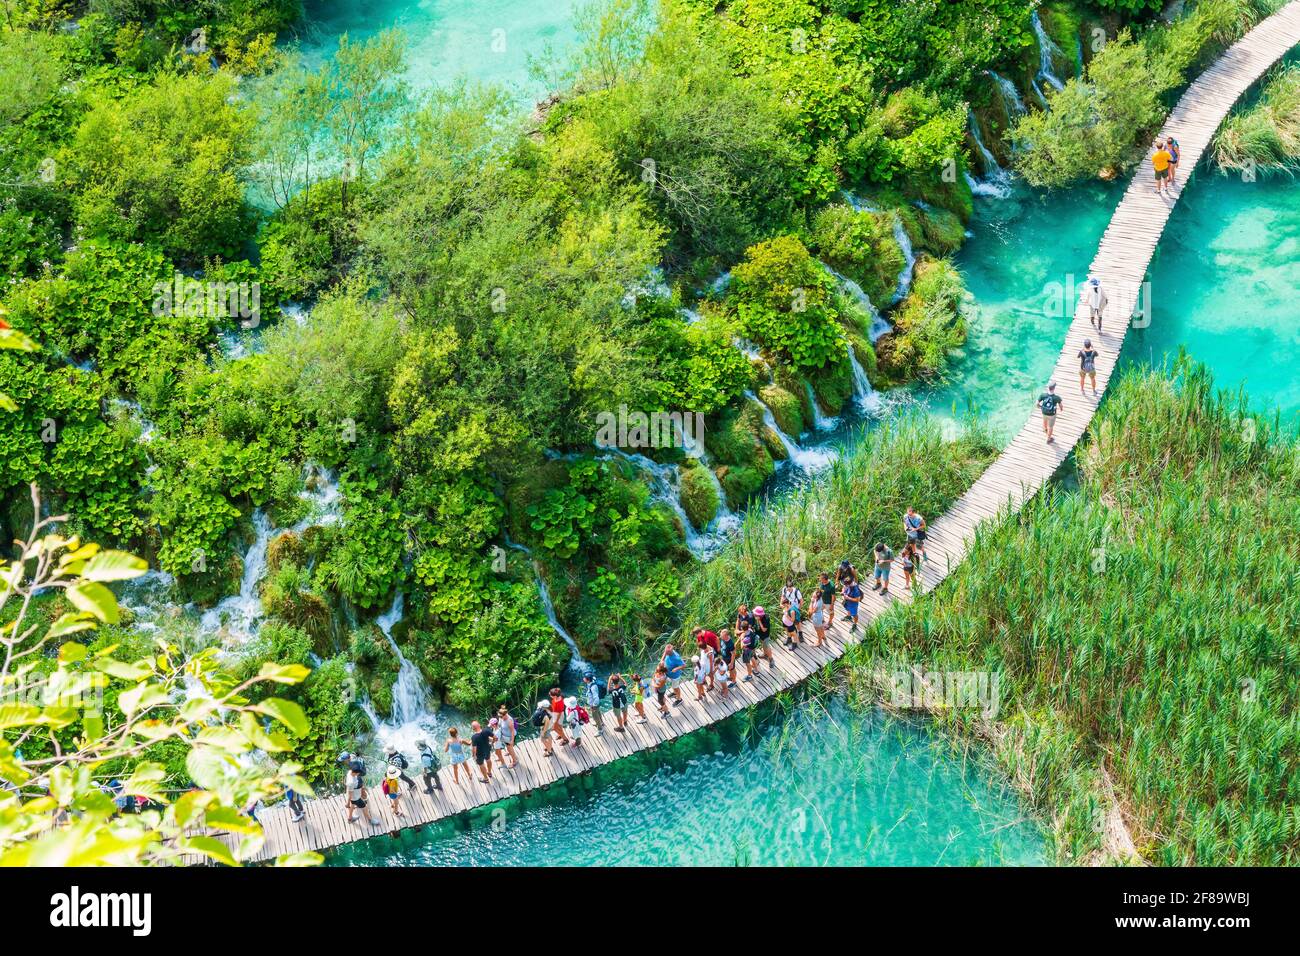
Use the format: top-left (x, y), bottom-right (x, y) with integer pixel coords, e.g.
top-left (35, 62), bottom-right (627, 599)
top-left (293, 463), bottom-right (343, 531)
top-left (366, 593), bottom-right (447, 754)
top-left (889, 215), bottom-right (916, 305)
top-left (680, 307), bottom-right (703, 325)
top-left (1031, 12), bottom-right (1066, 93)
top-left (804, 380), bottom-right (839, 432)
top-left (734, 337), bottom-right (763, 360)
top-left (846, 344), bottom-right (884, 415)
top-left (198, 509), bottom-right (274, 644)
top-left (840, 192), bottom-right (915, 305)
top-left (746, 391), bottom-right (836, 473)
top-left (966, 110), bottom-right (1014, 199)
top-left (821, 259), bottom-right (892, 343)
top-left (985, 70), bottom-right (1027, 117)
top-left (504, 538), bottom-right (594, 674)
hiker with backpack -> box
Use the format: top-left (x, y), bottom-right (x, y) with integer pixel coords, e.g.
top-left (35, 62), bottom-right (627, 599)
top-left (415, 739), bottom-right (442, 792)
top-left (841, 575), bottom-right (864, 630)
top-left (691, 653), bottom-right (709, 701)
top-left (607, 673), bottom-right (630, 732)
top-left (835, 561), bottom-right (859, 621)
top-left (385, 744), bottom-right (417, 791)
top-left (563, 696), bottom-right (586, 747)
top-left (532, 700), bottom-right (557, 757)
top-left (780, 597), bottom-right (802, 649)
top-left (739, 621), bottom-right (757, 682)
top-left (343, 758), bottom-right (379, 826)
top-left (382, 766), bottom-right (406, 818)
top-left (582, 673), bottom-right (606, 737)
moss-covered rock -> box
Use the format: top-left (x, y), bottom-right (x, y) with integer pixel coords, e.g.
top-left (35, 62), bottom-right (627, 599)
top-left (845, 330), bottom-right (879, 388)
top-left (348, 624), bottom-right (400, 718)
top-left (874, 256), bottom-right (968, 387)
top-left (913, 204), bottom-right (967, 257)
top-left (703, 402), bottom-right (777, 508)
top-left (679, 460), bottom-right (720, 529)
top-left (758, 383), bottom-right (803, 437)
top-left (267, 530), bottom-right (304, 573)
top-left (808, 203), bottom-right (903, 307)
top-left (717, 464), bottom-right (769, 509)
top-left (810, 355), bottom-right (854, 415)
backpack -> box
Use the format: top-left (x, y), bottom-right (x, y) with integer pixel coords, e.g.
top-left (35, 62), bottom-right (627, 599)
top-left (791, 604), bottom-right (802, 623)
top-left (591, 681), bottom-right (607, 700)
top-left (531, 706), bottom-right (548, 728)
top-left (389, 753), bottom-right (408, 771)
top-left (577, 706), bottom-right (590, 724)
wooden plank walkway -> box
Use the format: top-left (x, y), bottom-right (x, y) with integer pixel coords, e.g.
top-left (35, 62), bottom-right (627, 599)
top-left (225, 4), bottom-right (1300, 864)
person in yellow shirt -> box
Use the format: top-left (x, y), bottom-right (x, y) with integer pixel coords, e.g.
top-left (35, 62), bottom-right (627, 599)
top-left (1152, 139), bottom-right (1173, 196)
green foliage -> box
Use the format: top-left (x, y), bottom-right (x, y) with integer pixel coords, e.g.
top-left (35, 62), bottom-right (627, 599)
top-left (730, 235), bottom-right (845, 371)
top-left (1214, 63), bottom-right (1300, 174)
top-left (875, 257), bottom-right (967, 385)
top-left (678, 460), bottom-right (720, 529)
top-left (63, 70), bottom-right (256, 260)
top-left (808, 203), bottom-right (904, 307)
top-left (319, 490), bottom-right (406, 609)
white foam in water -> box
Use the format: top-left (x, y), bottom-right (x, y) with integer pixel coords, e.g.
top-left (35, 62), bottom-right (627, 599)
top-left (804, 380), bottom-right (839, 432)
top-left (839, 192), bottom-right (915, 306)
top-left (294, 463), bottom-right (343, 530)
top-left (366, 593), bottom-right (449, 755)
top-left (985, 69), bottom-right (1027, 116)
top-left (198, 509), bottom-right (274, 645)
top-left (1031, 11), bottom-right (1066, 92)
top-left (846, 344), bottom-right (884, 416)
top-left (746, 390), bottom-right (836, 474)
top-left (821, 259), bottom-right (893, 343)
top-left (967, 109), bottom-right (1014, 198)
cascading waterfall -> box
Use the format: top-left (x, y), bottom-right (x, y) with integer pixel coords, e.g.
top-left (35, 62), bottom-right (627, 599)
top-left (294, 463), bottom-right (343, 531)
top-left (966, 110), bottom-right (1014, 199)
top-left (1031, 11), bottom-right (1066, 92)
top-left (841, 192), bottom-right (916, 305)
top-left (804, 380), bottom-right (839, 432)
top-left (198, 509), bottom-right (274, 643)
top-left (504, 538), bottom-right (594, 674)
top-left (364, 593), bottom-right (447, 753)
top-left (846, 344), bottom-right (884, 415)
top-left (745, 391), bottom-right (836, 473)
top-left (986, 69), bottom-right (1027, 117)
top-left (822, 260), bottom-right (893, 343)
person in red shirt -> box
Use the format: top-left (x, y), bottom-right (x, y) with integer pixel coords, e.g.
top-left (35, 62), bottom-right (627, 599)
top-left (693, 627), bottom-right (720, 655)
top-left (547, 687), bottom-right (569, 745)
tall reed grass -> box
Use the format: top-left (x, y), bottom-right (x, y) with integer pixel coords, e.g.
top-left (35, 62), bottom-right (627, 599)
top-left (1214, 63), bottom-right (1300, 174)
top-left (853, 358), bottom-right (1300, 865)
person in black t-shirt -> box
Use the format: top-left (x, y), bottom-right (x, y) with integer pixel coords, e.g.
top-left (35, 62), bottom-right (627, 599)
top-left (469, 720), bottom-right (495, 783)
top-left (1037, 383), bottom-right (1063, 443)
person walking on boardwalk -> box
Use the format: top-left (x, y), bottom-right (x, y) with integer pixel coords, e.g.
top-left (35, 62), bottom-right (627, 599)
top-left (445, 727), bottom-right (472, 785)
top-left (532, 700), bottom-right (557, 758)
top-left (735, 603), bottom-right (755, 637)
top-left (900, 541), bottom-right (920, 591)
top-left (564, 696), bottom-right (585, 747)
top-left (835, 561), bottom-right (859, 621)
top-left (284, 786), bottom-right (305, 823)
top-left (385, 744), bottom-right (417, 792)
top-left (548, 687), bottom-right (570, 745)
top-left (903, 506), bottom-right (927, 559)
top-left (780, 597), bottom-right (802, 649)
top-left (662, 643), bottom-right (687, 705)
top-left (1086, 276), bottom-right (1107, 331)
top-left (780, 578), bottom-right (803, 617)
top-left (816, 571), bottom-right (837, 624)
top-left (691, 654), bottom-right (709, 701)
top-left (495, 704), bottom-right (519, 767)
top-left (629, 673), bottom-right (650, 723)
top-left (1166, 135), bottom-right (1181, 186)
top-left (470, 720), bottom-right (495, 782)
top-left (608, 672), bottom-right (630, 732)
top-left (752, 606), bottom-right (775, 669)
top-left (872, 542), bottom-right (894, 597)
top-left (1078, 338), bottom-right (1100, 396)
top-left (582, 673), bottom-right (606, 736)
top-left (841, 575), bottom-right (863, 630)
top-left (1037, 382), bottom-right (1063, 443)
top-left (714, 653), bottom-right (731, 699)
top-left (415, 738), bottom-right (442, 792)
top-left (718, 628), bottom-right (737, 684)
top-left (344, 760), bottom-right (379, 827)
top-left (652, 664), bottom-right (672, 717)
top-left (1152, 138), bottom-right (1173, 196)
top-left (808, 585), bottom-right (828, 648)
top-left (382, 766), bottom-right (406, 818)
top-left (739, 621), bottom-right (757, 682)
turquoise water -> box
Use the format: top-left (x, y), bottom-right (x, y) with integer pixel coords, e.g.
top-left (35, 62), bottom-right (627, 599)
top-left (298, 0), bottom-right (581, 101)
top-left (331, 697), bottom-right (1049, 867)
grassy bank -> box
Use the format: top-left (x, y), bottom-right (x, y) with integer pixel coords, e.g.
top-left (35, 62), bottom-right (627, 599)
top-left (678, 414), bottom-right (998, 636)
top-left (1214, 62), bottom-right (1300, 173)
top-left (846, 361), bottom-right (1299, 865)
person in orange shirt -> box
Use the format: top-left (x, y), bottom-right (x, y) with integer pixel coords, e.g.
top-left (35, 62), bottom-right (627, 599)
top-left (1152, 139), bottom-right (1173, 196)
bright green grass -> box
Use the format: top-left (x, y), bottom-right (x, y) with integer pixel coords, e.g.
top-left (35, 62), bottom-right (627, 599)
top-left (854, 359), bottom-right (1300, 865)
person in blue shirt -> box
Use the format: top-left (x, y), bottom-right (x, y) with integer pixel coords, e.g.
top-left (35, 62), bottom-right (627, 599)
top-left (661, 643), bottom-right (686, 706)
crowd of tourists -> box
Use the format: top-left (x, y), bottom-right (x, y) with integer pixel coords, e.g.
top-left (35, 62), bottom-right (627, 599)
top-left (328, 508), bottom-right (932, 827)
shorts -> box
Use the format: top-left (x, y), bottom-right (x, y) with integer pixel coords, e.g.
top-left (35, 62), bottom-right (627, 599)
top-left (741, 647), bottom-right (755, 663)
top-left (843, 600), bottom-right (859, 617)
top-left (1042, 411), bottom-right (1056, 419)
top-left (1154, 167), bottom-right (1169, 181)
top-left (451, 751), bottom-right (468, 765)
top-left (655, 688), bottom-right (667, 705)
top-left (475, 753), bottom-right (491, 766)
top-left (349, 798), bottom-right (367, 809)
top-left (874, 565), bottom-right (890, 580)
top-left (386, 792), bottom-right (399, 802)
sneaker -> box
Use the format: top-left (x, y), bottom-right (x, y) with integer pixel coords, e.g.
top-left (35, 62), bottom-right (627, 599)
top-left (742, 675), bottom-right (753, 682)
top-left (614, 726), bottom-right (626, 733)
top-left (291, 812), bottom-right (305, 823)
top-left (636, 717), bottom-right (648, 724)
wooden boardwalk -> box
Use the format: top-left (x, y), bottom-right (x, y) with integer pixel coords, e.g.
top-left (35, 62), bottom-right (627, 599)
top-left (233, 4), bottom-right (1300, 864)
